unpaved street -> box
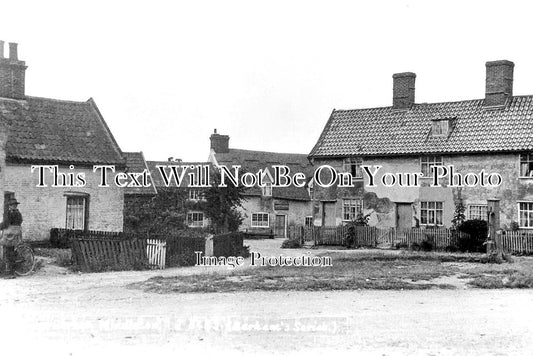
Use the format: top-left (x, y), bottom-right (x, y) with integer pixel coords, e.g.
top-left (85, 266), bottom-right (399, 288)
top-left (1, 241), bottom-right (533, 355)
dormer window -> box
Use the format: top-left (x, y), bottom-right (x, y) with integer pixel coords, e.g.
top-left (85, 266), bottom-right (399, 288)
top-left (262, 182), bottom-right (272, 196)
top-left (431, 119), bottom-right (451, 136)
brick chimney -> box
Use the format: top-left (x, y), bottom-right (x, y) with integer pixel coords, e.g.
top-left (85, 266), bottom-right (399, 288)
top-left (485, 60), bottom-right (514, 107)
top-left (210, 129), bottom-right (230, 153)
top-left (0, 41), bottom-right (27, 99)
top-left (392, 72), bottom-right (416, 109)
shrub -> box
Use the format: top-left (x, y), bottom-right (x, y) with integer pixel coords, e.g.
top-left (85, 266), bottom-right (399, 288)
top-left (458, 220), bottom-right (488, 252)
top-left (281, 239), bottom-right (302, 249)
top-left (445, 245), bottom-right (458, 253)
top-left (239, 245), bottom-right (251, 258)
top-left (50, 228), bottom-right (75, 248)
top-left (420, 240), bottom-right (434, 252)
top-left (395, 241), bottom-right (408, 250)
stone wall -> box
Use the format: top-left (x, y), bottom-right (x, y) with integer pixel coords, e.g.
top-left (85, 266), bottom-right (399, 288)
top-left (311, 153), bottom-right (532, 229)
top-left (4, 164), bottom-right (124, 241)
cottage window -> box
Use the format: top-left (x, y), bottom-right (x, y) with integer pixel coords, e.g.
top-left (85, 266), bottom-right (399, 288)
top-left (420, 156), bottom-right (443, 177)
top-left (468, 204), bottom-right (488, 221)
top-left (188, 189), bottom-right (203, 201)
top-left (305, 216), bottom-right (314, 227)
top-left (519, 202), bottom-right (533, 228)
top-left (519, 154), bottom-right (533, 177)
top-left (187, 211), bottom-right (204, 228)
top-left (66, 196), bottom-right (87, 230)
top-left (262, 182), bottom-right (272, 197)
top-left (342, 199), bottom-right (363, 221)
top-left (420, 201), bottom-right (443, 226)
top-left (251, 213), bottom-right (269, 227)
top-left (431, 120), bottom-right (450, 136)
top-left (343, 157), bottom-right (363, 179)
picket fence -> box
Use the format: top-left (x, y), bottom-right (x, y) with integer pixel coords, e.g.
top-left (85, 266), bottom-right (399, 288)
top-left (289, 225), bottom-right (533, 255)
top-left (497, 231), bottom-right (533, 254)
top-left (146, 239), bottom-right (167, 269)
top-left (288, 225), bottom-right (468, 250)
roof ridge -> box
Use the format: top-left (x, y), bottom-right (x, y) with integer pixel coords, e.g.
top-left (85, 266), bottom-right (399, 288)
top-left (333, 98), bottom-right (487, 113)
top-left (225, 148), bottom-right (310, 156)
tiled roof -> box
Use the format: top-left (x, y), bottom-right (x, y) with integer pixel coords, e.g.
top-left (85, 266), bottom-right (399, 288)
top-left (146, 161), bottom-right (212, 188)
top-left (214, 148), bottom-right (313, 201)
top-left (0, 96), bottom-right (124, 165)
top-left (309, 96), bottom-right (533, 157)
top-left (123, 152), bottom-right (157, 195)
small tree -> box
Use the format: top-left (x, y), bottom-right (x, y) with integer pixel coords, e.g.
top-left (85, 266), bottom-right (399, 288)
top-left (202, 169), bottom-right (247, 234)
top-left (451, 200), bottom-right (466, 230)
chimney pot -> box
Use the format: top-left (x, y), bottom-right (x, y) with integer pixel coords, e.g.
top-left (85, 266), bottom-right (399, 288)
top-left (0, 40), bottom-right (4, 59)
top-left (392, 72), bottom-right (416, 109)
top-left (485, 60), bottom-right (514, 107)
top-left (8, 42), bottom-right (18, 60)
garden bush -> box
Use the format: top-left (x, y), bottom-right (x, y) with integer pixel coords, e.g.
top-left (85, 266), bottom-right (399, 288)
top-left (281, 239), bottom-right (302, 249)
top-left (420, 240), bottom-right (434, 252)
top-left (457, 219), bottom-right (488, 252)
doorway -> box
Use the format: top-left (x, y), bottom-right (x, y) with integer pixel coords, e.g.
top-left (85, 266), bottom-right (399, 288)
top-left (396, 203), bottom-right (412, 230)
top-left (274, 215), bottom-right (287, 238)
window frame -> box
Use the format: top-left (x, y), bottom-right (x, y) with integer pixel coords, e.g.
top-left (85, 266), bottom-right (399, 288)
top-left (519, 153), bottom-right (533, 178)
top-left (187, 211), bottom-right (205, 228)
top-left (431, 119), bottom-right (449, 136)
top-left (343, 157), bottom-right (363, 180)
top-left (305, 216), bottom-right (314, 227)
top-left (342, 199), bottom-right (364, 222)
top-left (188, 189), bottom-right (204, 201)
top-left (251, 212), bottom-right (270, 228)
top-left (467, 204), bottom-right (488, 221)
top-left (420, 156), bottom-right (443, 177)
top-left (420, 201), bottom-right (444, 226)
top-left (518, 202), bottom-right (533, 228)
top-left (65, 194), bottom-right (89, 231)
top-left (261, 182), bottom-right (272, 197)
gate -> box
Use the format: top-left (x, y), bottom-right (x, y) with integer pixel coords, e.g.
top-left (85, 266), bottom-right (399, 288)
top-left (146, 239), bottom-right (167, 269)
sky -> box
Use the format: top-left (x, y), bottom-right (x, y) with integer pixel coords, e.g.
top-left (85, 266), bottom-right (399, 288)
top-left (1, 0), bottom-right (532, 162)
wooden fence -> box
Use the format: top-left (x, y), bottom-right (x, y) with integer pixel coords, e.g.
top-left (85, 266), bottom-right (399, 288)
top-left (66, 228), bottom-right (245, 271)
top-left (497, 231), bottom-right (533, 255)
top-left (71, 237), bottom-right (150, 272)
top-left (288, 225), bottom-right (469, 251)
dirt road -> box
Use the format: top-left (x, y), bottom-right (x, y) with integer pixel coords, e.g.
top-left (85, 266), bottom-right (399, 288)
top-left (1, 240), bottom-right (532, 355)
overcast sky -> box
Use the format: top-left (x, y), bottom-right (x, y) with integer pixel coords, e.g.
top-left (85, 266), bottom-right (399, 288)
top-left (1, 0), bottom-right (532, 162)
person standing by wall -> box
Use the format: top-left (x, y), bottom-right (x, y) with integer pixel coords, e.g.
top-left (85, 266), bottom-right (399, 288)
top-left (0, 198), bottom-right (23, 278)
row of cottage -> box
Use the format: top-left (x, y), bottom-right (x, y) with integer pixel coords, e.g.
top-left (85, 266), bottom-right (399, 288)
top-left (1, 41), bottom-right (533, 241)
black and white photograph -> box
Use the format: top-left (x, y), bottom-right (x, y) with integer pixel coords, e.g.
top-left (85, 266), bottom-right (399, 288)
top-left (1, 1), bottom-right (533, 355)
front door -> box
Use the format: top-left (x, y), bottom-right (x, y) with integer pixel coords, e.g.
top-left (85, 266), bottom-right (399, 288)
top-left (275, 215), bottom-right (286, 238)
top-left (396, 203), bottom-right (412, 230)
